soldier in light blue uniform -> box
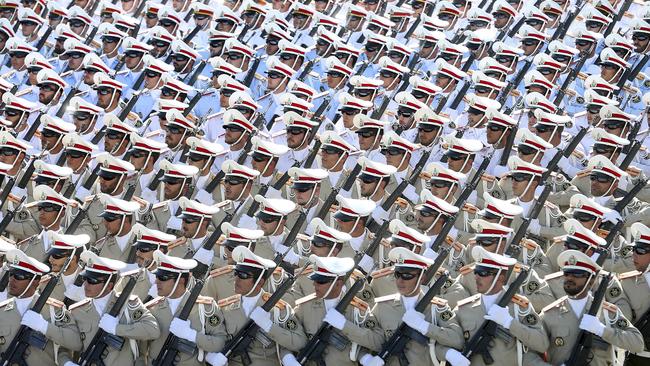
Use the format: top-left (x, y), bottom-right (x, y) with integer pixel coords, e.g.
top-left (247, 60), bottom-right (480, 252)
top-left (130, 55), bottom-right (174, 121)
top-left (59, 38), bottom-right (95, 90)
top-left (113, 37), bottom-right (153, 93)
top-left (429, 59), bottom-right (467, 120)
top-left (222, 38), bottom-right (265, 99)
top-left (0, 38), bottom-right (33, 86)
top-left (97, 23), bottom-right (127, 71)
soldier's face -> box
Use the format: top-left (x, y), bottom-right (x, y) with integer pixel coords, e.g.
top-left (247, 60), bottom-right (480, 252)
top-left (163, 180), bottom-right (183, 200)
top-left (447, 154), bottom-right (472, 173)
top-left (395, 269), bottom-right (421, 295)
top-left (257, 217), bottom-right (284, 236)
top-left (65, 152), bottom-right (89, 172)
top-left (156, 273), bottom-right (180, 296)
top-left (48, 252), bottom-right (73, 272)
top-left (286, 128), bottom-right (307, 149)
top-left (8, 270), bottom-right (37, 297)
top-left (633, 245), bottom-right (650, 272)
top-left (633, 33), bottom-right (650, 54)
top-left (20, 22), bottom-right (37, 38)
top-left (562, 271), bottom-right (591, 296)
top-left (313, 278), bottom-right (343, 299)
top-left (250, 155), bottom-right (273, 175)
top-left (224, 178), bottom-right (248, 200)
top-left (104, 215), bottom-right (126, 235)
top-left (434, 75), bottom-right (451, 90)
top-left (38, 205), bottom-right (61, 227)
top-left (600, 64), bottom-right (619, 83)
top-left (83, 69), bottom-right (98, 85)
top-left (96, 88), bottom-right (116, 109)
top-left (486, 124), bottom-right (507, 145)
top-left (511, 173), bottom-right (534, 196)
top-left (124, 52), bottom-right (143, 69)
top-left (224, 126), bottom-right (245, 145)
top-left (590, 174), bottom-right (617, 197)
top-left (38, 84), bottom-right (58, 105)
top-left (164, 127), bottom-right (185, 149)
top-left (99, 174), bottom-right (121, 194)
top-left (40, 130), bottom-right (62, 151)
top-left (293, 185), bottom-right (318, 205)
top-left (493, 12), bottom-right (510, 28)
top-left (416, 210), bottom-right (439, 231)
top-left (172, 0), bottom-right (186, 12)
top-left (586, 106), bottom-right (601, 126)
top-left (0, 149), bottom-right (21, 169)
top-left (105, 132), bottom-right (126, 154)
top-left (359, 177), bottom-right (380, 198)
top-left (310, 242), bottom-right (335, 257)
top-left (135, 247), bottom-right (156, 268)
top-left (383, 149), bottom-right (406, 169)
top-left (475, 268), bottom-right (503, 294)
top-left (84, 277), bottom-right (113, 298)
top-left (234, 270), bottom-right (257, 295)
top-left (334, 217), bottom-right (356, 234)
top-left (320, 149), bottom-right (344, 170)
top-left (417, 125), bottom-right (440, 146)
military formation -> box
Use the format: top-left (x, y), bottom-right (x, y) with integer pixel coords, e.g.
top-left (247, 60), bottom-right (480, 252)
top-left (0, 0), bottom-right (649, 365)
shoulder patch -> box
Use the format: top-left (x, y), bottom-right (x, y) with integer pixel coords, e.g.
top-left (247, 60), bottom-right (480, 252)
top-left (457, 294), bottom-right (481, 307)
top-left (69, 298), bottom-right (92, 311)
top-left (295, 293), bottom-right (318, 307)
top-left (217, 294), bottom-right (242, 308)
top-left (374, 293), bottom-right (400, 303)
top-left (618, 270), bottom-right (642, 280)
top-left (371, 266), bottom-right (395, 279)
top-left (602, 301), bottom-right (618, 313)
top-left (542, 296), bottom-right (568, 313)
top-left (145, 296), bottom-right (165, 309)
top-left (47, 298), bottom-right (65, 308)
top-left (209, 265), bottom-right (235, 278)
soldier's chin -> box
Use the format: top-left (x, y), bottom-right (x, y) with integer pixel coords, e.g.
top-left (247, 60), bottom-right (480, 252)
top-left (564, 284), bottom-right (581, 296)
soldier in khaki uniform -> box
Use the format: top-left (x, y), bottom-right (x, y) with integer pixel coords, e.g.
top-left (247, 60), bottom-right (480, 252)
top-left (317, 131), bottom-right (357, 203)
top-left (352, 157), bottom-right (403, 229)
top-left (246, 137), bottom-right (289, 199)
top-left (288, 255), bottom-right (384, 366)
top-left (619, 223), bottom-right (650, 364)
top-left (185, 136), bottom-right (227, 205)
top-left (284, 167), bottom-right (331, 232)
top-left (148, 160), bottom-right (201, 233)
top-left (205, 246), bottom-right (307, 366)
top-left (143, 250), bottom-right (227, 365)
top-left (126, 133), bottom-right (171, 205)
top-left (210, 159), bottom-right (259, 230)
top-left (94, 194), bottom-right (141, 263)
top-left (330, 195), bottom-right (377, 260)
top-left (40, 231), bottom-right (88, 305)
top-left (0, 249), bottom-right (81, 366)
top-left (175, 197), bottom-right (223, 265)
top-left (251, 195), bottom-right (301, 265)
top-left (78, 153), bottom-right (136, 243)
top-left (453, 247), bottom-right (549, 366)
top-left (60, 133), bottom-right (98, 204)
top-left (60, 251), bottom-right (160, 366)
top-left (366, 247), bottom-right (465, 366)
top-left (525, 250), bottom-right (644, 366)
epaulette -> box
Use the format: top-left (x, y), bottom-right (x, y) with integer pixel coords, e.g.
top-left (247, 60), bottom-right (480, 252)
top-left (262, 293), bottom-right (287, 310)
top-left (374, 293), bottom-right (400, 303)
top-left (209, 265), bottom-right (235, 278)
top-left (273, 266), bottom-right (283, 276)
top-left (573, 111), bottom-right (586, 118)
top-left (207, 111), bottom-right (224, 120)
top-left (602, 301), bottom-right (618, 313)
top-left (196, 295), bottom-right (214, 305)
top-left (39, 274), bottom-right (53, 285)
top-left (47, 298), bottom-right (65, 308)
top-left (295, 293), bottom-right (317, 306)
top-left (543, 201), bottom-right (560, 211)
top-left (430, 297), bottom-right (448, 307)
top-left (69, 298), bottom-right (92, 311)
top-left (167, 237), bottom-right (187, 250)
top-left (0, 298), bottom-right (12, 309)
top-left (522, 238), bottom-right (539, 250)
top-left (480, 174), bottom-right (496, 183)
top-left (618, 270), bottom-right (642, 280)
top-left (576, 169), bottom-right (592, 178)
top-left (116, 69), bottom-right (130, 75)
top-left (541, 296), bottom-right (567, 313)
top-left (145, 296), bottom-right (165, 309)
top-left (152, 201), bottom-right (168, 209)
top-left (299, 266), bottom-right (313, 277)
top-left (350, 269), bottom-right (364, 281)
top-left (371, 266), bottom-right (394, 279)
top-left (16, 234), bottom-right (36, 247)
top-left (544, 271), bottom-right (564, 281)
top-left (457, 294), bottom-right (480, 307)
top-left (571, 150), bottom-right (585, 160)
top-left (460, 264), bottom-right (475, 276)
top-left (15, 87), bottom-right (32, 98)
top-left (145, 129), bottom-right (164, 138)
top-left (350, 296), bottom-right (368, 311)
top-left (553, 235), bottom-right (567, 244)
top-left (511, 293), bottom-right (529, 308)
top-left (84, 194), bottom-right (98, 203)
top-left (462, 203), bottom-right (478, 214)
top-left (217, 294), bottom-right (241, 308)
top-left (201, 90), bottom-right (216, 97)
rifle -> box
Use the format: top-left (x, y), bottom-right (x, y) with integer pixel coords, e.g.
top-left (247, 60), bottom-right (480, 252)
top-left (371, 54), bottom-right (419, 120)
top-left (564, 272), bottom-right (613, 366)
top-left (378, 250), bottom-right (451, 365)
top-left (603, 0), bottom-right (632, 38)
top-left (243, 57), bottom-right (262, 88)
top-left (132, 0), bottom-right (148, 18)
top-left (540, 126), bottom-right (588, 182)
top-left (629, 306), bottom-right (650, 361)
top-left (297, 59), bottom-right (317, 82)
top-left (0, 176), bottom-right (15, 211)
top-left (462, 267), bottom-right (530, 364)
top-left (0, 253), bottom-right (75, 365)
top-left (35, 26), bottom-right (53, 51)
top-left (598, 179), bottom-right (648, 232)
top-left (296, 220), bottom-right (390, 364)
top-left (497, 60), bottom-right (532, 107)
top-left (553, 53), bottom-right (589, 108)
top-left (65, 196), bottom-right (97, 234)
top-left (272, 135), bottom-right (323, 189)
top-left (0, 196), bottom-right (25, 234)
top-left (78, 270), bottom-right (142, 366)
top-left (183, 59), bottom-right (207, 85)
top-left (55, 79), bottom-right (83, 118)
top-left (122, 169), bottom-right (143, 201)
top-left (90, 90), bottom-right (141, 146)
top-left (17, 150), bottom-right (48, 189)
top-left (220, 261), bottom-right (310, 365)
top-left (498, 124), bottom-right (518, 167)
top-left (82, 164), bottom-right (101, 191)
top-left (550, 0), bottom-right (585, 42)
top-left (182, 25), bottom-right (201, 44)
top-left (23, 110), bottom-right (45, 142)
top-left (83, 25), bottom-right (99, 46)
top-left (315, 163), bottom-right (363, 220)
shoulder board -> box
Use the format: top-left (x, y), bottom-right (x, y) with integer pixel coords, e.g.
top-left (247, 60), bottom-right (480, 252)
top-left (573, 111), bottom-right (586, 118)
top-left (371, 266), bottom-right (395, 279)
top-left (201, 90), bottom-right (216, 97)
top-left (553, 235), bottom-right (567, 244)
top-left (602, 301), bottom-right (618, 313)
top-left (462, 203), bottom-right (478, 214)
top-left (0, 298), bottom-right (12, 309)
top-left (618, 270), bottom-right (642, 280)
top-left (544, 271), bottom-right (564, 281)
top-left (350, 296), bottom-right (368, 311)
top-left (196, 295), bottom-right (214, 305)
top-left (84, 194), bottom-right (98, 203)
top-left (374, 293), bottom-right (400, 303)
top-left (116, 69), bottom-right (130, 75)
top-left (576, 169), bottom-right (592, 178)
top-left (207, 111), bottom-right (224, 120)
top-left (16, 235), bottom-right (36, 247)
top-left (145, 296), bottom-right (165, 309)
top-left (262, 293), bottom-right (287, 310)
top-left (295, 293), bottom-right (317, 306)
top-left (47, 298), bottom-right (65, 308)
top-left (299, 266), bottom-right (313, 276)
top-left (522, 238), bottom-right (539, 250)
top-left (350, 269), bottom-right (364, 280)
top-left (541, 296), bottom-right (568, 313)
top-left (15, 87), bottom-right (32, 98)
top-left (209, 265), bottom-right (235, 278)
top-left (571, 150), bottom-right (585, 160)
top-left (511, 293), bottom-right (530, 308)
top-left (145, 129), bottom-right (164, 138)
top-left (544, 201), bottom-right (559, 210)
top-left (69, 298), bottom-right (92, 311)
top-left (430, 297), bottom-right (448, 307)
top-left (152, 201), bottom-right (168, 209)
top-left (480, 174), bottom-right (496, 183)
top-left (457, 294), bottom-right (481, 307)
top-left (217, 294), bottom-right (241, 308)
top-left (460, 264), bottom-right (475, 275)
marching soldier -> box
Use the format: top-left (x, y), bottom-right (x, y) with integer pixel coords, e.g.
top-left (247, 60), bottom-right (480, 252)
top-left (40, 231), bottom-right (88, 305)
top-left (95, 194), bottom-right (140, 263)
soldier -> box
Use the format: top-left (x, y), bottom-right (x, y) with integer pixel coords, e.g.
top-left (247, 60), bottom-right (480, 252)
top-left (176, 197), bottom-right (221, 264)
top-left (210, 159), bottom-right (258, 229)
top-left (284, 167), bottom-right (330, 231)
top-left (163, 110), bottom-right (197, 162)
top-left (245, 137), bottom-right (288, 199)
top-left (60, 251), bottom-right (160, 365)
top-left (288, 255), bottom-right (384, 366)
top-left (37, 116), bottom-right (75, 164)
top-left (253, 195), bottom-right (301, 266)
top-left (153, 159), bottom-right (200, 230)
top-left (367, 247), bottom-right (465, 366)
top-left (60, 133), bottom-right (97, 201)
top-left (185, 136), bottom-right (226, 204)
top-left (40, 231), bottom-right (88, 304)
top-left (453, 246), bottom-right (549, 366)
top-left (95, 194), bottom-right (140, 263)
top-left (0, 249), bottom-right (81, 366)
top-left (143, 250), bottom-right (227, 365)
top-left (205, 246), bottom-right (306, 366)
top-left (126, 133), bottom-right (170, 203)
top-left (526, 250), bottom-right (644, 365)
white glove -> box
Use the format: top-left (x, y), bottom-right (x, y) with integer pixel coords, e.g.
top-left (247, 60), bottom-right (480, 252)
top-left (358, 254), bottom-right (375, 274)
top-left (21, 310), bottom-right (48, 334)
top-left (168, 216), bottom-right (182, 231)
top-left (205, 352), bottom-right (228, 366)
top-left (359, 354), bottom-right (385, 366)
top-left (99, 314), bottom-right (118, 335)
top-left (402, 309), bottom-right (430, 336)
top-left (528, 219), bottom-right (541, 236)
top-left (250, 307), bottom-right (273, 332)
top-left (602, 210), bottom-right (622, 224)
top-left (403, 184), bottom-right (418, 203)
top-left (484, 304), bottom-right (513, 329)
top-left (371, 206), bottom-right (390, 224)
top-left (193, 247), bottom-right (214, 266)
top-left (445, 349), bottom-right (470, 366)
top-left (170, 318), bottom-right (197, 342)
top-left (579, 314), bottom-right (606, 337)
top-left (63, 362), bottom-right (79, 366)
top-left (281, 353), bottom-right (302, 366)
top-left (422, 247), bottom-right (439, 261)
top-left (324, 309), bottom-right (346, 330)
top-left (282, 248), bottom-right (301, 265)
top-left (492, 165), bottom-right (509, 178)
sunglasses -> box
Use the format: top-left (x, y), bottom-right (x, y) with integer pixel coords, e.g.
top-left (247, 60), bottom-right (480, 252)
top-left (293, 186), bottom-right (313, 193)
top-left (327, 72), bottom-right (344, 79)
top-left (474, 86), bottom-right (491, 94)
top-left (359, 176), bottom-right (380, 184)
top-left (136, 244), bottom-right (158, 253)
top-left (66, 151), bottom-right (86, 159)
top-left (603, 122), bottom-right (625, 130)
top-left (259, 217), bottom-right (279, 224)
top-left (188, 153), bottom-right (207, 162)
top-left (9, 271), bottom-right (34, 281)
top-left (313, 278), bottom-right (334, 284)
top-left (145, 71), bottom-right (161, 78)
top-left (575, 39), bottom-right (592, 47)
top-left (487, 123), bottom-right (506, 132)
top-left (593, 145), bottom-right (615, 155)
top-left (633, 34), bottom-right (649, 42)
top-left (38, 205), bottom-right (60, 213)
top-left (564, 240), bottom-right (590, 252)
top-left (382, 147), bottom-right (404, 156)
top-left (496, 56), bottom-right (514, 64)
top-left (130, 150), bottom-right (148, 159)
top-left (210, 40), bottom-right (226, 48)
top-left (511, 173), bottom-right (532, 182)
top-left (394, 271), bottom-right (418, 280)
top-left (446, 153), bottom-right (466, 161)
top-left (535, 125), bottom-right (552, 133)
top-left (380, 71), bottom-right (398, 79)
top-left (279, 54), bottom-right (295, 61)
top-left (354, 90), bottom-right (372, 98)
top-left (431, 180), bottom-right (453, 188)
top-left (182, 215), bottom-right (202, 224)
top-left (41, 129), bottom-right (60, 138)
top-left (234, 270), bottom-right (255, 280)
top-left (40, 85), bottom-right (57, 93)
top-left (590, 174), bottom-right (613, 183)
top-left (153, 41), bottom-right (169, 48)
top-left (225, 178), bottom-right (246, 186)
top-left (4, 109), bottom-right (20, 117)
top-left (103, 214), bottom-right (122, 222)
top-left (156, 273), bottom-right (179, 282)
top-left (418, 125), bottom-right (439, 133)
top-left (517, 145), bottom-right (537, 155)
top-left (474, 268), bottom-right (498, 277)
top-left (573, 213), bottom-right (597, 222)
top-left (287, 127), bottom-right (306, 135)
top-left (562, 270), bottom-right (590, 278)
top-left (268, 72), bottom-right (283, 79)
top-left (476, 237), bottom-right (499, 247)
top-left (97, 88), bottom-right (112, 96)
top-left (522, 39), bottom-right (539, 47)
top-left (106, 131), bottom-right (125, 139)
top-left (50, 252), bottom-right (69, 260)
top-left (467, 107), bottom-right (483, 116)
top-left (494, 12), bottom-right (510, 19)
top-left (586, 21), bottom-right (602, 29)
top-left (418, 209), bottom-right (437, 218)
top-left (224, 125), bottom-right (245, 133)
top-left (356, 130), bottom-right (377, 138)
top-left (397, 108), bottom-right (414, 118)
top-left (0, 147), bottom-right (18, 156)
top-left (587, 106), bottom-right (601, 114)
top-left (84, 276), bottom-right (108, 285)
top-left (633, 246), bottom-right (650, 255)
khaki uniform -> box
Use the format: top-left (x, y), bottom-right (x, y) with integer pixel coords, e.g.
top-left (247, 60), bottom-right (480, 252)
top-left (372, 293), bottom-right (465, 366)
top-left (145, 201), bottom-right (174, 234)
top-left (17, 231), bottom-right (49, 263)
top-left (4, 203), bottom-right (40, 242)
top-left (211, 196), bottom-right (256, 230)
top-left (510, 202), bottom-right (567, 246)
top-left (284, 199), bottom-right (330, 233)
top-left (202, 266), bottom-right (294, 304)
top-left (142, 293), bottom-right (227, 366)
top-left (525, 296), bottom-right (644, 366)
top-left (0, 296), bottom-right (80, 366)
top-left (218, 292), bottom-right (307, 365)
top-left (318, 169), bottom-right (353, 203)
top-left (38, 269), bottom-right (85, 305)
top-left (293, 294), bottom-right (384, 366)
top-left (95, 232), bottom-right (137, 263)
top-left (77, 195), bottom-right (109, 244)
top-left (115, 270), bottom-right (157, 302)
top-left (455, 293), bottom-right (549, 366)
top-left (60, 293), bottom-right (161, 365)
top-left (499, 172), bottom-right (580, 211)
top-left (618, 270), bottom-right (650, 362)
top-left (544, 271), bottom-right (633, 320)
